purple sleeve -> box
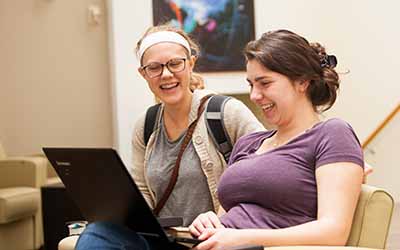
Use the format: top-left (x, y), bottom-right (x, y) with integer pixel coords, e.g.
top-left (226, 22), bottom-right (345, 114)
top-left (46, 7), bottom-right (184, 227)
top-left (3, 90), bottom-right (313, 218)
top-left (315, 119), bottom-right (364, 169)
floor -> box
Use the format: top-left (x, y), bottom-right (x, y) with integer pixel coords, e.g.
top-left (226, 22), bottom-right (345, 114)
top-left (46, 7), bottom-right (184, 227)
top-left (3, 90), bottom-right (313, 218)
top-left (387, 203), bottom-right (400, 250)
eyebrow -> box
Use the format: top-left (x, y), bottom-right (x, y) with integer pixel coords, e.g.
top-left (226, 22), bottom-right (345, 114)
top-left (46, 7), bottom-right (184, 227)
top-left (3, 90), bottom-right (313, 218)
top-left (143, 57), bottom-right (186, 65)
top-left (246, 76), bottom-right (272, 83)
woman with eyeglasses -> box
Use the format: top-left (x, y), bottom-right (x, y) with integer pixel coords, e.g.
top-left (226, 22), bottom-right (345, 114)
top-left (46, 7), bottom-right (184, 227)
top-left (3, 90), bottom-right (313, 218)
top-left (132, 25), bottom-right (264, 227)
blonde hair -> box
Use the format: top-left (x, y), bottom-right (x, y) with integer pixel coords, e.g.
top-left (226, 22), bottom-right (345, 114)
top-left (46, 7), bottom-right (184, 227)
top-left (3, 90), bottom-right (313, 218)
top-left (136, 25), bottom-right (205, 91)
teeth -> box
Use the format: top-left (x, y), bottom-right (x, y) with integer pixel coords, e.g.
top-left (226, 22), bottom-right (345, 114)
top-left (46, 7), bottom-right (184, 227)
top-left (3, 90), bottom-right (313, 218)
top-left (160, 82), bottom-right (179, 89)
top-left (261, 103), bottom-right (274, 110)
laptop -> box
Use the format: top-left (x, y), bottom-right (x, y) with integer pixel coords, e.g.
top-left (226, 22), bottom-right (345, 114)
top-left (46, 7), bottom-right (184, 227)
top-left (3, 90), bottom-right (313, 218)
top-left (42, 147), bottom-right (201, 247)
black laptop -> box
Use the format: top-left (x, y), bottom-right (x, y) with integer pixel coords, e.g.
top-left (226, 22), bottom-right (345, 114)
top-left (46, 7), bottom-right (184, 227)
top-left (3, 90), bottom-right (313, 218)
top-left (43, 148), bottom-right (264, 250)
top-left (42, 147), bottom-right (201, 247)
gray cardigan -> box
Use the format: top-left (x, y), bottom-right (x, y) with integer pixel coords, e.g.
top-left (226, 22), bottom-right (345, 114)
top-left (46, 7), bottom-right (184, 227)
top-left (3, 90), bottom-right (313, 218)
top-left (131, 89), bottom-right (264, 211)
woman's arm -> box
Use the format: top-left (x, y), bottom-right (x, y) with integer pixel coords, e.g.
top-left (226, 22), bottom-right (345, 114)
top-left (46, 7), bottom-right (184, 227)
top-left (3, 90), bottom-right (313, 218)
top-left (194, 162), bottom-right (363, 249)
top-left (363, 162), bottom-right (374, 183)
top-left (131, 114), bottom-right (154, 208)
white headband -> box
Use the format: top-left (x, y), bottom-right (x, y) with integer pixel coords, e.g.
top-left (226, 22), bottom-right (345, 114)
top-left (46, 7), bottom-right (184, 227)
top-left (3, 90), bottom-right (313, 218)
top-left (138, 31), bottom-right (191, 61)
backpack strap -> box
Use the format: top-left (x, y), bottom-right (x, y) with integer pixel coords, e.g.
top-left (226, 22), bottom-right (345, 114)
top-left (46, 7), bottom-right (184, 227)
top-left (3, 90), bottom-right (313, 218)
top-left (144, 95), bottom-right (233, 162)
top-left (205, 95), bottom-right (233, 163)
top-left (144, 103), bottom-right (162, 146)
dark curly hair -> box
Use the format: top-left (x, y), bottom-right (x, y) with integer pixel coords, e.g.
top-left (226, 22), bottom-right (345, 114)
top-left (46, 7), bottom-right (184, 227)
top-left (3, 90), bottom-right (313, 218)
top-left (244, 29), bottom-right (340, 112)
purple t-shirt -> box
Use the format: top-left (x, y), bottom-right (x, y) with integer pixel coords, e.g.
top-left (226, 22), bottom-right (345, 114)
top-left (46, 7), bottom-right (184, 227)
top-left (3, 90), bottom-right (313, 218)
top-left (218, 118), bottom-right (364, 229)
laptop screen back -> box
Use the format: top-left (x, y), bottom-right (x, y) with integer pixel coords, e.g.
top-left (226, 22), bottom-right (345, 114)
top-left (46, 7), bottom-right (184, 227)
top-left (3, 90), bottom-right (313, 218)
top-left (43, 148), bottom-right (169, 242)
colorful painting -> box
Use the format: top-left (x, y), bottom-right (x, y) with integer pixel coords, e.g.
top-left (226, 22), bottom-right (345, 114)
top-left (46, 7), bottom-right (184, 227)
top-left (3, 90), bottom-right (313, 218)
top-left (152, 0), bottom-right (255, 72)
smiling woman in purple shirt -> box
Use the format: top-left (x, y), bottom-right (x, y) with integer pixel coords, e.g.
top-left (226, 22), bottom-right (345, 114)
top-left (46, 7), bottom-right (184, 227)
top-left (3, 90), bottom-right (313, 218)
top-left (188, 30), bottom-right (364, 249)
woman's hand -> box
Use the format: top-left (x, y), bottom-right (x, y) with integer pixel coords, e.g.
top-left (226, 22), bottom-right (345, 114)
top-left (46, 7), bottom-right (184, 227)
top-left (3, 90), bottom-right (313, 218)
top-left (363, 162), bottom-right (374, 184)
top-left (189, 211), bottom-right (224, 237)
top-left (193, 228), bottom-right (245, 250)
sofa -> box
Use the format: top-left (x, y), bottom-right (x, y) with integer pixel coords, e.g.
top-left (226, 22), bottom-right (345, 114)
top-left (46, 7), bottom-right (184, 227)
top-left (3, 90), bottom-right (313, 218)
top-left (0, 142), bottom-right (61, 250)
top-left (58, 184), bottom-right (394, 250)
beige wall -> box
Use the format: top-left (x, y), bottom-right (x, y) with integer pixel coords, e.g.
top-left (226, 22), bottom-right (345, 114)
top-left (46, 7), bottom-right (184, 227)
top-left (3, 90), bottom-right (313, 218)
top-left (0, 0), bottom-right (112, 155)
top-left (365, 113), bottom-right (400, 201)
top-left (1, 1), bottom-right (398, 198)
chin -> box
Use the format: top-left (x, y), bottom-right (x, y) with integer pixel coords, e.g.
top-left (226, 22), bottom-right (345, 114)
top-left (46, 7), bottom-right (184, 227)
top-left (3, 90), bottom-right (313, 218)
top-left (162, 95), bottom-right (183, 106)
top-left (263, 116), bottom-right (279, 127)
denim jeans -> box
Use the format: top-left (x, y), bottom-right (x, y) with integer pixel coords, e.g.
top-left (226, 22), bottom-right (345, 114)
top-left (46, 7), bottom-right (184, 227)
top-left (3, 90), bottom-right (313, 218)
top-left (76, 221), bottom-right (188, 250)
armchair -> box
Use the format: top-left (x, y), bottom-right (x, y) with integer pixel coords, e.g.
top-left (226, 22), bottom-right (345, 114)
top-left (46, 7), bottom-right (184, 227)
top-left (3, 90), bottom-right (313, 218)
top-left (58, 184), bottom-right (394, 250)
top-left (0, 142), bottom-right (61, 250)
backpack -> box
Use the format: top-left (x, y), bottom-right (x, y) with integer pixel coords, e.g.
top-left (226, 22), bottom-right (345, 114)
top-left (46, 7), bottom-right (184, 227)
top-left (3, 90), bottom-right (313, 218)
top-left (144, 95), bottom-right (233, 162)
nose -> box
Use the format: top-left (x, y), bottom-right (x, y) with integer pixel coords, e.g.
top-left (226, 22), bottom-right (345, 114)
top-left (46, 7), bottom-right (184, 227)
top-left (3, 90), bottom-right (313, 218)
top-left (249, 85), bottom-right (263, 104)
top-left (160, 65), bottom-right (173, 78)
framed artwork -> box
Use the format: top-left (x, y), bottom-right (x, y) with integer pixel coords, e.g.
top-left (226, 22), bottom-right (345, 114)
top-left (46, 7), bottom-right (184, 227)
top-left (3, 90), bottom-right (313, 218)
top-left (152, 0), bottom-right (255, 72)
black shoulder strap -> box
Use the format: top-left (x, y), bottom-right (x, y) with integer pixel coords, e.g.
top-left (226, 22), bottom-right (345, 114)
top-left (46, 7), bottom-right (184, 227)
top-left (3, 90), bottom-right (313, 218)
top-left (144, 96), bottom-right (233, 162)
top-left (205, 95), bottom-right (233, 163)
top-left (144, 103), bottom-right (162, 146)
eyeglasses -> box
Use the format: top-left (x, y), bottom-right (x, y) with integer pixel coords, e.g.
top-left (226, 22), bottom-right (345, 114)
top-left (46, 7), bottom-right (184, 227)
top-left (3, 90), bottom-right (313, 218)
top-left (141, 58), bottom-right (187, 78)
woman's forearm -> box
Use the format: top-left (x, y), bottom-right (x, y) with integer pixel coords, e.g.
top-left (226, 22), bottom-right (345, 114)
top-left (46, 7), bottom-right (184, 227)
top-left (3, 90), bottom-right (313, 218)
top-left (239, 219), bottom-right (350, 247)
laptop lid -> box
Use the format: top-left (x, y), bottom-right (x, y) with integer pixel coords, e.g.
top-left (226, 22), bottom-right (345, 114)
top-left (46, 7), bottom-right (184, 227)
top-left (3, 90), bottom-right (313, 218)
top-left (42, 147), bottom-right (172, 243)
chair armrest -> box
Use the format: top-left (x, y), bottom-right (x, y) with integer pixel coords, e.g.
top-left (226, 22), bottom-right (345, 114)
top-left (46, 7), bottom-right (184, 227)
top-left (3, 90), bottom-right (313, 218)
top-left (0, 157), bottom-right (47, 188)
top-left (267, 247), bottom-right (381, 250)
top-left (0, 187), bottom-right (39, 223)
top-left (58, 236), bottom-right (382, 250)
top-left (347, 184), bottom-right (394, 249)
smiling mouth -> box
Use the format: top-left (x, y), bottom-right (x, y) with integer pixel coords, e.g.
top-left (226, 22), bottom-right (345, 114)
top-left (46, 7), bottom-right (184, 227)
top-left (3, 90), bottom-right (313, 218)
top-left (261, 103), bottom-right (275, 111)
top-left (160, 82), bottom-right (179, 90)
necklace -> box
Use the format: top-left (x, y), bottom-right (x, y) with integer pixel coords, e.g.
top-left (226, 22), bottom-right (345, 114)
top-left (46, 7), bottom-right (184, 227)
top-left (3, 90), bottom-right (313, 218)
top-left (270, 120), bottom-right (320, 148)
top-left (265, 133), bottom-right (281, 148)
top-left (270, 137), bottom-right (281, 148)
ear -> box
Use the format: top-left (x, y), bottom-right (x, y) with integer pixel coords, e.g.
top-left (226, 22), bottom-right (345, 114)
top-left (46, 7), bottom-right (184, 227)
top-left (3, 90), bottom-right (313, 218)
top-left (138, 67), bottom-right (146, 78)
top-left (296, 79), bottom-right (310, 93)
top-left (188, 55), bottom-right (197, 71)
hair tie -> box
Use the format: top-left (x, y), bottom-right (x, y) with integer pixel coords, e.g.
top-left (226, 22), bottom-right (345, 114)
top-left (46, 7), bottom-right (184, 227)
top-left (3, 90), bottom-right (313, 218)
top-left (320, 54), bottom-right (337, 68)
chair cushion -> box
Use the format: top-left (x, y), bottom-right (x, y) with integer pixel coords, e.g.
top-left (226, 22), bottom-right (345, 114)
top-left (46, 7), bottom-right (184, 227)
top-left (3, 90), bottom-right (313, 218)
top-left (0, 187), bottom-right (39, 223)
